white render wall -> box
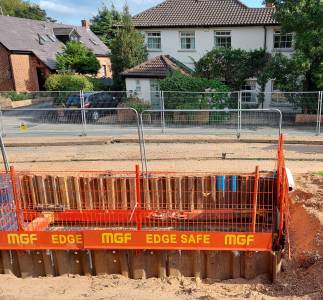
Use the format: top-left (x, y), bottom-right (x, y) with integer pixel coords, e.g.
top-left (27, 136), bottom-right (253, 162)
top-left (125, 26), bottom-right (293, 107)
top-left (125, 78), bottom-right (152, 102)
top-left (143, 26), bottom-right (289, 70)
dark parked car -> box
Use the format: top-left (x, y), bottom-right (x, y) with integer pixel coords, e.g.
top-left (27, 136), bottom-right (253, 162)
top-left (64, 92), bottom-right (120, 121)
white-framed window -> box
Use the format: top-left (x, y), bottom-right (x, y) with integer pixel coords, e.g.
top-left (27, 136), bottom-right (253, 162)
top-left (241, 80), bottom-right (257, 103)
top-left (102, 65), bottom-right (107, 77)
top-left (135, 80), bottom-right (141, 93)
top-left (180, 31), bottom-right (195, 50)
top-left (273, 31), bottom-right (293, 49)
top-left (214, 31), bottom-right (231, 48)
top-left (147, 32), bottom-right (161, 50)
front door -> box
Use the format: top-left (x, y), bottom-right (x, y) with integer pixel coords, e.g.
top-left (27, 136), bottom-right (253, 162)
top-left (150, 80), bottom-right (161, 109)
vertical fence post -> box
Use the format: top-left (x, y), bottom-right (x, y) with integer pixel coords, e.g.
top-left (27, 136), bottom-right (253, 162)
top-left (161, 91), bottom-right (166, 134)
top-left (316, 91), bottom-right (322, 136)
top-left (80, 90), bottom-right (87, 136)
top-left (0, 106), bottom-right (6, 137)
top-left (279, 168), bottom-right (286, 239)
top-left (251, 165), bottom-right (260, 233)
top-left (0, 134), bottom-right (10, 173)
top-left (9, 166), bottom-right (22, 231)
top-left (237, 91), bottom-right (242, 139)
top-left (135, 164), bottom-right (142, 230)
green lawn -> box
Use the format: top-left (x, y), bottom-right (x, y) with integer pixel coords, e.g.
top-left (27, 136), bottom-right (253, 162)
top-left (317, 171), bottom-right (323, 177)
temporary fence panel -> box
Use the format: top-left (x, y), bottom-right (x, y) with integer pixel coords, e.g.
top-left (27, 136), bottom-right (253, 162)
top-left (239, 109), bottom-right (282, 136)
top-left (0, 107), bottom-right (140, 137)
top-left (244, 91), bottom-right (320, 135)
top-left (140, 109), bottom-right (282, 173)
top-left (0, 91), bottom-right (79, 107)
top-left (0, 107), bottom-right (146, 173)
top-left (317, 91), bottom-right (322, 135)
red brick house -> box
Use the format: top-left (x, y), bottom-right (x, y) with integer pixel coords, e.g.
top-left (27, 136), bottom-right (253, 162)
top-left (0, 16), bottom-right (111, 92)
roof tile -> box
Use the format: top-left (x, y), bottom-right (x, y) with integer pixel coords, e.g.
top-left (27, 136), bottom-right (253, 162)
top-left (133, 0), bottom-right (278, 28)
top-left (122, 55), bottom-right (191, 78)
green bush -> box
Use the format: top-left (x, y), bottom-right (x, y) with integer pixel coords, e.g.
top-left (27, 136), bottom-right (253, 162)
top-left (87, 77), bottom-right (108, 91)
top-left (124, 97), bottom-right (151, 112)
top-left (5, 91), bottom-right (33, 101)
top-left (159, 71), bottom-right (230, 109)
top-left (44, 74), bottom-right (94, 92)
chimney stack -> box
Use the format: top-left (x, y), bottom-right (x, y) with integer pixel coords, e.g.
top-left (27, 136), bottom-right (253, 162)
top-left (81, 19), bottom-right (90, 30)
top-left (265, 2), bottom-right (274, 8)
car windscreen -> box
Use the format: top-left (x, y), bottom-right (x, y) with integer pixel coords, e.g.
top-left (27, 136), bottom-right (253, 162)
top-left (66, 95), bottom-right (81, 105)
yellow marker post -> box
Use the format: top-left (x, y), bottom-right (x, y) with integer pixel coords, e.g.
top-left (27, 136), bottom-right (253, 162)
top-left (19, 122), bottom-right (28, 132)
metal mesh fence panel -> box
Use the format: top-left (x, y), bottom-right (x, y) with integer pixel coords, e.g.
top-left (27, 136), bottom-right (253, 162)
top-left (242, 91), bottom-right (321, 135)
top-left (140, 109), bottom-right (281, 174)
top-left (0, 107), bottom-right (140, 137)
top-left (0, 168), bottom-right (275, 234)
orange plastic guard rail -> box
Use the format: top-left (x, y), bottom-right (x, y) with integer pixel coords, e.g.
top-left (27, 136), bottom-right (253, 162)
top-left (0, 231), bottom-right (273, 251)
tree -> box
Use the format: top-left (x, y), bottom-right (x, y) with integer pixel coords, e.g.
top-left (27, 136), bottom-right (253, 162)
top-left (0, 0), bottom-right (51, 21)
top-left (56, 41), bottom-right (100, 75)
top-left (263, 53), bottom-right (316, 113)
top-left (194, 48), bottom-right (271, 92)
top-left (267, 0), bottom-right (323, 90)
top-left (110, 5), bottom-right (147, 90)
top-left (90, 3), bottom-right (122, 48)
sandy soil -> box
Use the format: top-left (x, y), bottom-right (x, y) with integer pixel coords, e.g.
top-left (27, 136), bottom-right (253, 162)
top-left (4, 142), bottom-right (323, 174)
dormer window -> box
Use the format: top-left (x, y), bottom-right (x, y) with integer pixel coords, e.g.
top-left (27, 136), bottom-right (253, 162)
top-left (70, 32), bottom-right (80, 42)
top-left (53, 27), bottom-right (80, 44)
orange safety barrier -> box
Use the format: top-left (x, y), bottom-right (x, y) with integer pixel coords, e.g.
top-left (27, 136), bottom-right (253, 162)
top-left (0, 135), bottom-right (289, 252)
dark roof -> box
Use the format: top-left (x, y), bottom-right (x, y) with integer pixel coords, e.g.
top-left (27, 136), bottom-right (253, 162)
top-left (52, 27), bottom-right (78, 36)
top-left (122, 55), bottom-right (192, 78)
top-left (133, 0), bottom-right (278, 28)
top-left (0, 15), bottom-right (110, 70)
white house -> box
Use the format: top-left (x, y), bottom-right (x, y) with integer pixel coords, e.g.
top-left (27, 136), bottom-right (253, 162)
top-left (122, 55), bottom-right (191, 107)
top-left (124, 0), bottom-right (294, 106)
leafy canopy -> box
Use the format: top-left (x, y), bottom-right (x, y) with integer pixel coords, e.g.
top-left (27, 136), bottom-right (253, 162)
top-left (90, 3), bottom-right (122, 48)
top-left (0, 0), bottom-right (53, 21)
top-left (110, 5), bottom-right (148, 90)
top-left (268, 0), bottom-right (323, 90)
top-left (56, 41), bottom-right (101, 75)
top-left (194, 48), bottom-right (271, 91)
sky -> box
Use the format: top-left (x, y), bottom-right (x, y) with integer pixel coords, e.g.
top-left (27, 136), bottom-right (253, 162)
top-left (29, 0), bottom-right (264, 25)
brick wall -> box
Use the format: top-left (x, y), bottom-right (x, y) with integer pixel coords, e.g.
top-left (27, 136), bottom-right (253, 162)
top-left (0, 44), bottom-right (14, 91)
top-left (10, 54), bottom-right (40, 91)
top-left (96, 56), bottom-right (112, 78)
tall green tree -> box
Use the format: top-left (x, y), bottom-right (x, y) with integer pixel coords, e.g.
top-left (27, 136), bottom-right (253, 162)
top-left (56, 41), bottom-right (100, 75)
top-left (0, 0), bottom-right (51, 21)
top-left (194, 48), bottom-right (271, 91)
top-left (267, 0), bottom-right (323, 90)
top-left (110, 5), bottom-right (147, 90)
top-left (90, 3), bottom-right (122, 48)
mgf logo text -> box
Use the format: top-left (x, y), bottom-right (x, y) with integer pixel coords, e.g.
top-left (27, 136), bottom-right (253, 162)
top-left (7, 233), bottom-right (38, 245)
top-left (224, 234), bottom-right (255, 246)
